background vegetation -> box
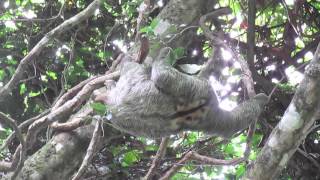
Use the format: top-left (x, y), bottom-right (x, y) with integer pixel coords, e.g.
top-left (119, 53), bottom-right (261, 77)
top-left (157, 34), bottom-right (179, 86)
top-left (0, 0), bottom-right (319, 179)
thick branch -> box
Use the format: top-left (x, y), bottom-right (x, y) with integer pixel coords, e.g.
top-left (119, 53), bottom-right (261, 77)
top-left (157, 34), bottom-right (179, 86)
top-left (243, 0), bottom-right (258, 159)
top-left (245, 42), bottom-right (320, 179)
top-left (25, 71), bottom-right (120, 150)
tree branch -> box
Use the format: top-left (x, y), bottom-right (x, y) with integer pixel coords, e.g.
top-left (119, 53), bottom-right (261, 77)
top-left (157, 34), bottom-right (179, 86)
top-left (72, 118), bottom-right (102, 180)
top-left (159, 151), bottom-right (243, 180)
top-left (144, 137), bottom-right (169, 180)
top-left (0, 112), bottom-right (26, 179)
top-left (0, 0), bottom-right (101, 102)
top-left (24, 71), bottom-right (119, 151)
top-left (245, 42), bottom-right (320, 179)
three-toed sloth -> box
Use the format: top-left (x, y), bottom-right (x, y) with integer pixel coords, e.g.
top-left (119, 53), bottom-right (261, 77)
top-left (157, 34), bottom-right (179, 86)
top-left (104, 48), bottom-right (268, 138)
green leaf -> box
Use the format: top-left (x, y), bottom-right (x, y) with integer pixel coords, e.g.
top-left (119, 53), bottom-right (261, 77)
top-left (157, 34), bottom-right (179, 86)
top-left (150, 18), bottom-right (160, 29)
top-left (277, 83), bottom-right (295, 92)
top-left (140, 18), bottom-right (159, 35)
top-left (236, 164), bottom-right (246, 178)
top-left (6, 57), bottom-right (17, 65)
top-left (105, 51), bottom-right (112, 59)
top-left (137, 137), bottom-right (147, 144)
top-left (230, 1), bottom-right (241, 13)
top-left (224, 144), bottom-right (235, 155)
top-left (46, 71), bottom-right (58, 80)
top-left (171, 173), bottom-right (187, 180)
top-left (204, 167), bottom-right (214, 177)
top-left (90, 102), bottom-right (108, 115)
top-left (145, 144), bottom-right (158, 151)
top-left (173, 47), bottom-right (185, 59)
top-left (172, 173), bottom-right (198, 180)
top-left (4, 42), bottom-right (14, 49)
top-left (0, 70), bottom-right (5, 80)
top-left (121, 150), bottom-right (140, 167)
top-left (140, 26), bottom-right (153, 34)
top-left (96, 51), bottom-right (112, 60)
top-left (185, 132), bottom-right (198, 145)
top-left (166, 50), bottom-right (177, 66)
top-left (29, 91), bottom-right (41, 97)
top-left (75, 58), bottom-right (84, 67)
top-left (252, 134), bottom-right (263, 146)
top-left (7, 66), bottom-right (16, 76)
top-left (19, 83), bottom-right (27, 95)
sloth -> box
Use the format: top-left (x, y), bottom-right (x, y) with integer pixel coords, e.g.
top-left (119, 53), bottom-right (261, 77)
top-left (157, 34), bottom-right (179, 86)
top-left (104, 48), bottom-right (268, 138)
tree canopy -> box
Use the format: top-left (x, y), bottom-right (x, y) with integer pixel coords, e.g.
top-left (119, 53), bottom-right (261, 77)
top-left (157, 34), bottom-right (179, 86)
top-left (0, 0), bottom-right (319, 179)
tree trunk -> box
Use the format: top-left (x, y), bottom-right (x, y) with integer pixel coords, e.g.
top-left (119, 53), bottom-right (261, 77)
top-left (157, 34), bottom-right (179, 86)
top-left (9, 127), bottom-right (93, 180)
top-left (244, 43), bottom-right (320, 179)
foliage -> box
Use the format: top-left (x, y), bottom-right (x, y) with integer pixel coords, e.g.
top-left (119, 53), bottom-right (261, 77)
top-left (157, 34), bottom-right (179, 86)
top-left (90, 102), bottom-right (108, 115)
top-left (0, 0), bottom-right (319, 179)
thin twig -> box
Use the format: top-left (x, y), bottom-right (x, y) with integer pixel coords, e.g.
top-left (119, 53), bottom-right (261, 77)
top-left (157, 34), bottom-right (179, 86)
top-left (0, 112), bottom-right (26, 178)
top-left (103, 22), bottom-right (120, 69)
top-left (297, 148), bottom-right (320, 170)
top-left (0, 109), bottom-right (50, 151)
top-left (72, 118), bottom-right (102, 180)
top-left (144, 137), bottom-right (169, 180)
top-left (135, 0), bottom-right (152, 41)
top-left (0, 0), bottom-right (101, 102)
top-left (280, 0), bottom-right (301, 38)
top-left (105, 53), bottom-right (125, 74)
top-left (159, 151), bottom-right (243, 180)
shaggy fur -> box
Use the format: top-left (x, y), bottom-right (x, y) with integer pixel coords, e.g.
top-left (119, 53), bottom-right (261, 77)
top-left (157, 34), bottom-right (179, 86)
top-left (106, 48), bottom-right (268, 138)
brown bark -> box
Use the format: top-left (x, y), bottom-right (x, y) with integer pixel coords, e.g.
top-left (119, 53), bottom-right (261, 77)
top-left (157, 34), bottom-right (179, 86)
top-left (244, 43), bottom-right (320, 179)
top-left (5, 125), bottom-right (94, 180)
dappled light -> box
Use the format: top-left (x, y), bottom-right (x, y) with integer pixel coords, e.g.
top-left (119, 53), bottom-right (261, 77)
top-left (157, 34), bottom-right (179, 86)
top-left (0, 0), bottom-right (319, 179)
